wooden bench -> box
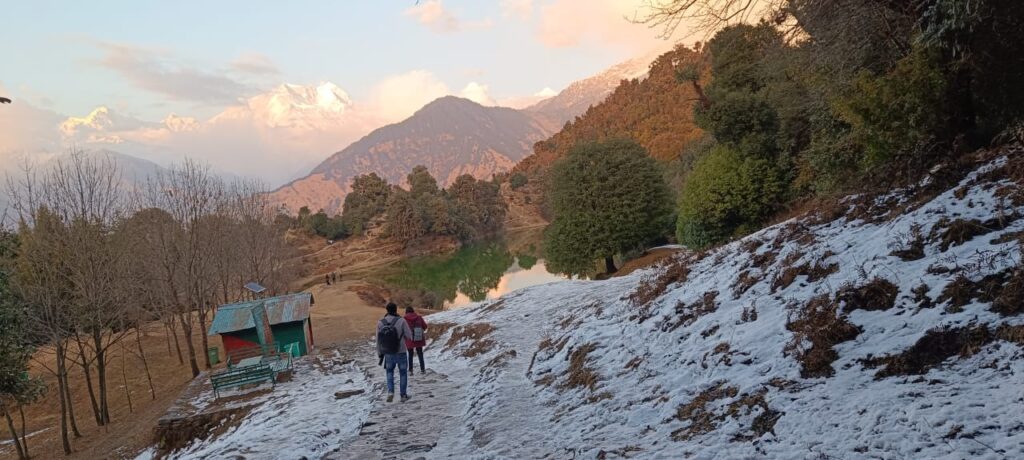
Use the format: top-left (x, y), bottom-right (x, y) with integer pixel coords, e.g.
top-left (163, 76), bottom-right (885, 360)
top-left (210, 363), bottom-right (275, 398)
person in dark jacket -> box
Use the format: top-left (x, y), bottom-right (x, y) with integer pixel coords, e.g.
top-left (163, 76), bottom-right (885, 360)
top-left (377, 302), bottom-right (413, 402)
top-left (404, 306), bottom-right (428, 374)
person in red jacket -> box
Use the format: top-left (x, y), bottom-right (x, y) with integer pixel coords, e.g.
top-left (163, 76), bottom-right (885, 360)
top-left (404, 306), bottom-right (428, 374)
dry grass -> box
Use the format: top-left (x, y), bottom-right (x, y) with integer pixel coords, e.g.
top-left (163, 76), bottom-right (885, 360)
top-left (672, 383), bottom-right (739, 441)
top-left (771, 253), bottom-right (839, 293)
top-left (786, 295), bottom-right (861, 378)
top-left (862, 326), bottom-right (993, 378)
top-left (938, 215), bottom-right (1019, 251)
top-left (664, 291), bottom-right (719, 332)
top-left (750, 249), bottom-right (778, 270)
top-left (428, 321), bottom-right (457, 343)
top-left (992, 269), bottom-right (1024, 316)
top-left (733, 270), bottom-right (761, 298)
top-left (936, 268), bottom-right (1020, 315)
top-left (629, 257), bottom-right (692, 308)
top-left (623, 357), bottom-right (644, 371)
top-left (560, 343), bottom-right (600, 391)
top-left (837, 277), bottom-right (899, 312)
top-left (672, 385), bottom-right (781, 442)
top-left (443, 323), bottom-right (497, 358)
top-left (911, 283), bottom-right (935, 309)
top-left (727, 391), bottom-right (782, 442)
top-left (479, 299), bottom-right (507, 314)
top-left (890, 226), bottom-right (926, 261)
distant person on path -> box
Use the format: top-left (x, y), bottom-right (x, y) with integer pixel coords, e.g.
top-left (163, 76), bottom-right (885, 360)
top-left (377, 302), bottom-right (413, 402)
top-left (325, 274), bottom-right (331, 285)
top-left (404, 306), bottom-right (428, 374)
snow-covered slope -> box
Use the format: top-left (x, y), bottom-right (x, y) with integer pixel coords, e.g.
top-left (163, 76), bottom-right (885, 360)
top-left (424, 147), bottom-right (1024, 458)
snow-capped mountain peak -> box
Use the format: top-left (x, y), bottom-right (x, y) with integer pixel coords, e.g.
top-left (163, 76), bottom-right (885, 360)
top-left (214, 81), bottom-right (354, 130)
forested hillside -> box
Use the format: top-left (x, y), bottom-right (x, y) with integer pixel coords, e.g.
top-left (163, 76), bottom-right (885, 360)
top-left (528, 0), bottom-right (1024, 276)
top-left (515, 45), bottom-right (706, 174)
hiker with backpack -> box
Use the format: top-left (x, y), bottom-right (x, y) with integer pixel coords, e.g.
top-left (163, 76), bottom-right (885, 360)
top-left (404, 306), bottom-right (428, 375)
top-left (377, 302), bottom-right (414, 402)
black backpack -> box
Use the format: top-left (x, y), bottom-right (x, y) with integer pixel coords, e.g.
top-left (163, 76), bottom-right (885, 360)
top-left (378, 316), bottom-right (401, 354)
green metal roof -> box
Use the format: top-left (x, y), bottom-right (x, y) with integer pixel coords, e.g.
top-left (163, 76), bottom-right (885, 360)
top-left (208, 292), bottom-right (314, 335)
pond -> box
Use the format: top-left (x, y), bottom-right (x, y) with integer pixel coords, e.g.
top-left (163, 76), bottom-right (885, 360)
top-left (386, 241), bottom-right (566, 309)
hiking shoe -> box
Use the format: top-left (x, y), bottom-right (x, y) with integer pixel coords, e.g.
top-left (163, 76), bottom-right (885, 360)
top-left (386, 392), bottom-right (394, 402)
top-left (400, 394), bottom-right (410, 402)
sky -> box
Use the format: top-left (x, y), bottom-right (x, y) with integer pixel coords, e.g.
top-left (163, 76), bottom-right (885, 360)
top-left (0, 0), bottom-right (677, 185)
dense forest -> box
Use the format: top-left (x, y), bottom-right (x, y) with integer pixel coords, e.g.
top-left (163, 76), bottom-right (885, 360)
top-left (288, 166), bottom-right (507, 246)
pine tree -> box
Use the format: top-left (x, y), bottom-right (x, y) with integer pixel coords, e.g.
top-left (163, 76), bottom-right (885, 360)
top-left (544, 139), bottom-right (673, 276)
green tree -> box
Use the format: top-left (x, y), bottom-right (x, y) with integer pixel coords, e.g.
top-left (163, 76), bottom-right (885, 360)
top-left (447, 174), bottom-right (506, 240)
top-left (341, 173), bottom-right (390, 235)
top-left (544, 139), bottom-right (673, 276)
top-left (0, 230), bottom-right (45, 460)
top-left (676, 146), bottom-right (787, 248)
top-left (407, 165), bottom-right (439, 198)
top-left (384, 189), bottom-right (430, 240)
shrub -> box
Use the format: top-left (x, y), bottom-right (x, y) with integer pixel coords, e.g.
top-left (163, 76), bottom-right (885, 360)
top-left (509, 172), bottom-right (528, 190)
top-left (676, 146), bottom-right (787, 248)
top-left (837, 46), bottom-right (948, 171)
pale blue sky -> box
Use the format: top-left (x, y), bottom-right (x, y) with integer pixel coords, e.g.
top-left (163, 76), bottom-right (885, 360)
top-left (1, 1), bottom-right (666, 119)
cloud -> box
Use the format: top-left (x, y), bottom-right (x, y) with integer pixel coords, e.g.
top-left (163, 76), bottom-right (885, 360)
top-left (536, 0), bottom-right (663, 52)
top-left (93, 42), bottom-right (251, 104)
top-left (368, 70), bottom-right (450, 121)
top-left (498, 86), bottom-right (558, 109)
top-left (459, 82), bottom-right (496, 106)
top-left (3, 68), bottom-right (553, 186)
top-left (404, 0), bottom-right (494, 33)
top-left (228, 53), bottom-right (280, 76)
top-left (501, 0), bottom-right (533, 20)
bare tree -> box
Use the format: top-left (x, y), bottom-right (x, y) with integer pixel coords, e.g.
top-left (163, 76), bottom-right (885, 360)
top-left (634, 0), bottom-right (784, 38)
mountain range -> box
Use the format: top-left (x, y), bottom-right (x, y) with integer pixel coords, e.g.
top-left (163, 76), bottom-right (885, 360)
top-left (268, 52), bottom-right (660, 214)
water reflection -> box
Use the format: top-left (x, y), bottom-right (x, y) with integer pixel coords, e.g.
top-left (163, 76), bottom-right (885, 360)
top-left (388, 241), bottom-right (566, 309)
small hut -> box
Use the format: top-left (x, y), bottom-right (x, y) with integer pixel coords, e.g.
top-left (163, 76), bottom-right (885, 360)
top-left (208, 292), bottom-right (315, 361)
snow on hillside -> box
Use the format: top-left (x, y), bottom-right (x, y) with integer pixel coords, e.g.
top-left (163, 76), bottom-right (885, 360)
top-left (423, 148), bottom-right (1024, 458)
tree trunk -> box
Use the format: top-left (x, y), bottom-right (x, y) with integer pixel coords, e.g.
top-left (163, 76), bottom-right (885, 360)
top-left (93, 330), bottom-right (110, 425)
top-left (18, 405), bottom-right (27, 458)
top-left (121, 342), bottom-right (133, 414)
top-left (164, 323), bottom-right (172, 357)
top-left (61, 371), bottom-right (82, 438)
top-left (605, 256), bottom-right (618, 274)
top-left (2, 402), bottom-right (26, 460)
top-left (136, 327), bottom-right (156, 400)
top-left (169, 319), bottom-right (184, 365)
top-left (55, 343), bottom-right (72, 454)
top-left (179, 312), bottom-right (200, 377)
top-left (198, 306), bottom-right (211, 370)
top-left (73, 336), bottom-right (103, 426)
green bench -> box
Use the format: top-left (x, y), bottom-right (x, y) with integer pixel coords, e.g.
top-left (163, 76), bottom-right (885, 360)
top-left (210, 363), bottom-right (275, 398)
top-left (263, 352), bottom-right (293, 375)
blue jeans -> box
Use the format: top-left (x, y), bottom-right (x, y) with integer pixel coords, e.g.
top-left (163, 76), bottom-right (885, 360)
top-left (384, 353), bottom-right (408, 396)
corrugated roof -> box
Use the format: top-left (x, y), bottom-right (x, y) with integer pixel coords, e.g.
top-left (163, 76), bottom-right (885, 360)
top-left (208, 292), bottom-right (314, 335)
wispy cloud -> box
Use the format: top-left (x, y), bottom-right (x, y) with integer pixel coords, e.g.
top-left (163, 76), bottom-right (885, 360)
top-left (536, 0), bottom-right (663, 52)
top-left (93, 42), bottom-right (251, 105)
top-left (404, 0), bottom-right (493, 33)
top-left (228, 53), bottom-right (280, 76)
top-left (501, 0), bottom-right (534, 20)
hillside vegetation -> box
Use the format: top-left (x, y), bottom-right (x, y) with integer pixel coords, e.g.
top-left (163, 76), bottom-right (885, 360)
top-left (422, 145), bottom-right (1024, 457)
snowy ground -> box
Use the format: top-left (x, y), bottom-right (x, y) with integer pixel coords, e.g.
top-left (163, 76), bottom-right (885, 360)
top-left (137, 347), bottom-right (375, 460)
top-left (416, 152), bottom-right (1024, 458)
top-left (149, 150), bottom-right (1024, 459)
